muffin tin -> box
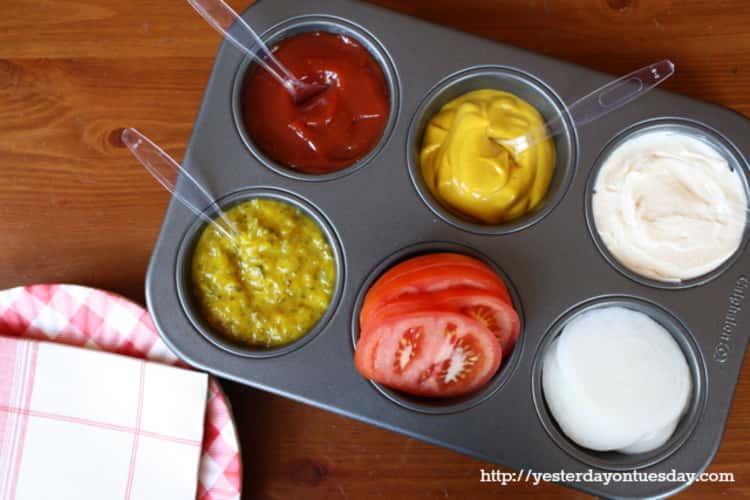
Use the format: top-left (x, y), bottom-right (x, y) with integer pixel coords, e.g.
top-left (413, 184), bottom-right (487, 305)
top-left (145, 0), bottom-right (750, 497)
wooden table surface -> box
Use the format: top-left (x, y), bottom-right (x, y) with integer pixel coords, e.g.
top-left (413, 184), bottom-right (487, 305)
top-left (2, 0), bottom-right (749, 498)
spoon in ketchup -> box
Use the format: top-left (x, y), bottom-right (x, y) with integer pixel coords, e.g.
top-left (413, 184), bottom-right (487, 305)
top-left (121, 128), bottom-right (238, 242)
top-left (188, 0), bottom-right (328, 104)
top-left (495, 59), bottom-right (675, 157)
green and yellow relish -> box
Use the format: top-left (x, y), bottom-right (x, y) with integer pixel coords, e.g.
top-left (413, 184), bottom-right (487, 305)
top-left (192, 198), bottom-right (335, 348)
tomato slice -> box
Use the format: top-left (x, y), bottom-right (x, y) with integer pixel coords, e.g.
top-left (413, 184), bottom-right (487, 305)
top-left (360, 264), bottom-right (511, 326)
top-left (374, 253), bottom-right (501, 286)
top-left (362, 288), bottom-right (520, 353)
top-left (370, 253), bottom-right (510, 302)
top-left (354, 311), bottom-right (502, 398)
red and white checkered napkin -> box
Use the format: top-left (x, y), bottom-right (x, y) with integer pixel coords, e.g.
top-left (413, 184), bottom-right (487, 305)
top-left (0, 336), bottom-right (208, 499)
top-left (0, 285), bottom-right (242, 500)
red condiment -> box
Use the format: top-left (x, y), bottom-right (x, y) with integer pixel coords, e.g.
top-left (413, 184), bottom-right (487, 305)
top-left (242, 32), bottom-right (390, 174)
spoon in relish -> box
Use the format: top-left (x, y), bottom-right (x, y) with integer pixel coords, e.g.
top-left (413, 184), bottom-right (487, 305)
top-left (121, 127), bottom-right (238, 242)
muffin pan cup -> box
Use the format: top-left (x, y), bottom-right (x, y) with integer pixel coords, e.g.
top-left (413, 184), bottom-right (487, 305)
top-left (231, 15), bottom-right (400, 182)
top-left (175, 187), bottom-right (346, 358)
top-left (146, 0), bottom-right (750, 497)
top-left (531, 296), bottom-right (708, 472)
top-left (585, 118), bottom-right (750, 290)
top-left (407, 66), bottom-right (578, 234)
top-left (349, 241), bottom-right (526, 415)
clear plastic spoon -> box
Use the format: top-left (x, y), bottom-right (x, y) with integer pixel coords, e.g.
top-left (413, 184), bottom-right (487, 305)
top-left (495, 59), bottom-right (675, 156)
top-left (121, 128), bottom-right (237, 242)
top-left (187, 0), bottom-right (328, 104)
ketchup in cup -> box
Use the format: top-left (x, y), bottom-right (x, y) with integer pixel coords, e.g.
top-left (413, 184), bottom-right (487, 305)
top-left (242, 31), bottom-right (390, 174)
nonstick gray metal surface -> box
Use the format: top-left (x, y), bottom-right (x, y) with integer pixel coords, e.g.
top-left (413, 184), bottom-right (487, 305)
top-left (145, 0), bottom-right (750, 497)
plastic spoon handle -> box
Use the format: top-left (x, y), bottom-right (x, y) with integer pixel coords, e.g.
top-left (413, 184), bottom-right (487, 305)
top-left (187, 0), bottom-right (324, 102)
top-left (506, 59), bottom-right (675, 153)
top-left (121, 128), bottom-right (236, 241)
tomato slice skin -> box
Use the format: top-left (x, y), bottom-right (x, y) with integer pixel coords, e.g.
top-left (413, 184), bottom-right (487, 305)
top-left (360, 264), bottom-right (511, 326)
top-left (354, 310), bottom-right (502, 398)
top-left (362, 288), bottom-right (520, 353)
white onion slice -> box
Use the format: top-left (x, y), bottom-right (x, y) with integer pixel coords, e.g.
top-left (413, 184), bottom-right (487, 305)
top-left (542, 306), bottom-right (691, 454)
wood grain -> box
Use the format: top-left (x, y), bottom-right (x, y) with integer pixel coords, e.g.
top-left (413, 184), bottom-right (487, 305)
top-left (2, 0), bottom-right (750, 498)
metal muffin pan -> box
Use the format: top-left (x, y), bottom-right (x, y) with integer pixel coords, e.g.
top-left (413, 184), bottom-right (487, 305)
top-left (145, 0), bottom-right (750, 497)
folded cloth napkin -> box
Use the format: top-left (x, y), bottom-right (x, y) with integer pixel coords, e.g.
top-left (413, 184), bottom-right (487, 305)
top-left (0, 336), bottom-right (208, 500)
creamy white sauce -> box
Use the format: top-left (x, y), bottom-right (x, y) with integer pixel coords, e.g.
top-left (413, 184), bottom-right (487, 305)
top-left (542, 306), bottom-right (691, 454)
top-left (592, 130), bottom-right (747, 282)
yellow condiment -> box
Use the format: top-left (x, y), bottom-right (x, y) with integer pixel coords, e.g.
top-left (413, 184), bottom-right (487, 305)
top-left (420, 89), bottom-right (556, 223)
top-left (192, 198), bottom-right (335, 348)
